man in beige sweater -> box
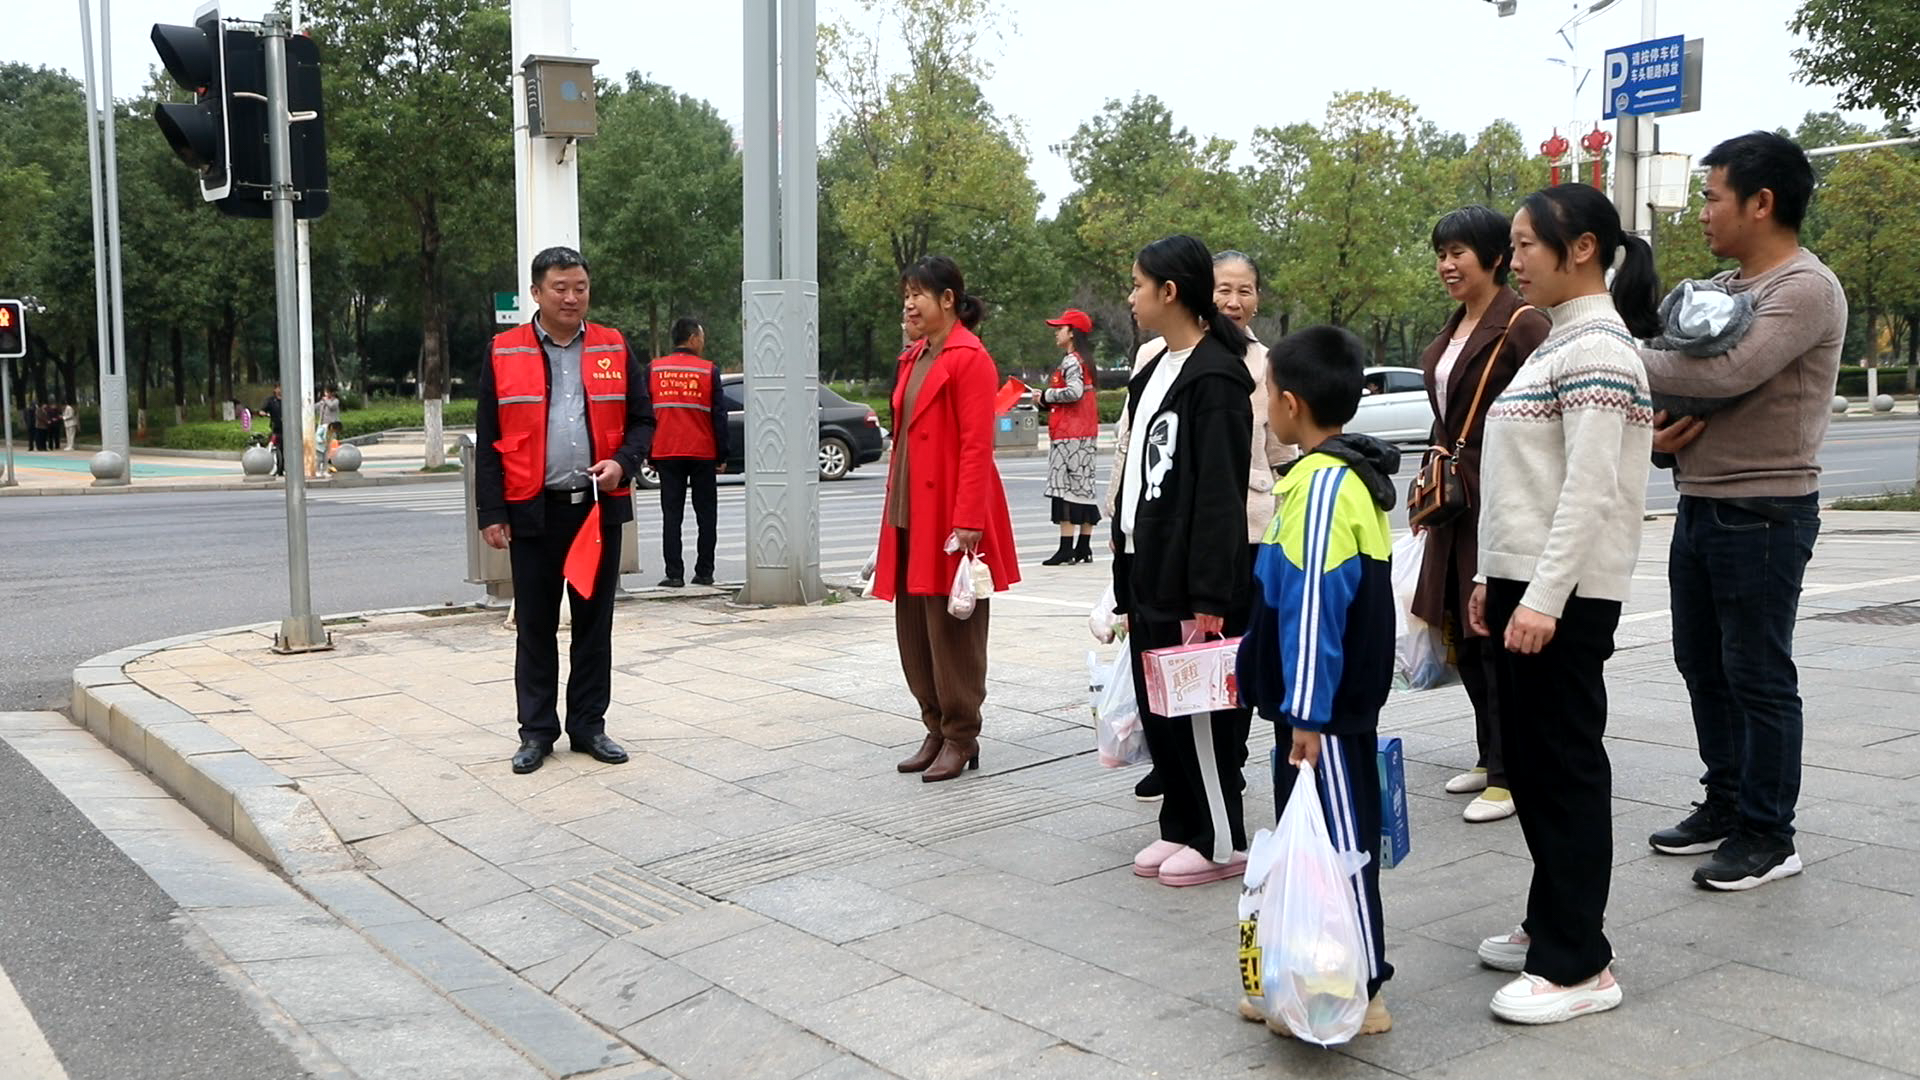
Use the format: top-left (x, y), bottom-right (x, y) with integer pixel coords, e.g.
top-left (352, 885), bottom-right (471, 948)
top-left (1640, 132), bottom-right (1847, 893)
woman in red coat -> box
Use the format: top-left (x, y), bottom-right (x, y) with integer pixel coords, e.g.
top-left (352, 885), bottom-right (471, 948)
top-left (872, 255), bottom-right (1022, 783)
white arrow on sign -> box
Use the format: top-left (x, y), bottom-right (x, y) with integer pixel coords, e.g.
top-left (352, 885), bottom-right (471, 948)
top-left (1634, 88), bottom-right (1675, 98)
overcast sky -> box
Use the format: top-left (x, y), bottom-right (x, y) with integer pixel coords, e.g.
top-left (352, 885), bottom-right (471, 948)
top-left (9, 0), bottom-right (1883, 211)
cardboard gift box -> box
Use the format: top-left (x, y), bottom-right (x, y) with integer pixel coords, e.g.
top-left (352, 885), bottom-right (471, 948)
top-left (1140, 636), bottom-right (1243, 717)
top-left (1264, 737), bottom-right (1412, 870)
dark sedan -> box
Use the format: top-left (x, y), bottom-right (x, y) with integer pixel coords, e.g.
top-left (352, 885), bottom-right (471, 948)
top-left (635, 375), bottom-right (886, 488)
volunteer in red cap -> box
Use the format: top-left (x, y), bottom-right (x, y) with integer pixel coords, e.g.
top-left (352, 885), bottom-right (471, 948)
top-left (1040, 308), bottom-right (1102, 565)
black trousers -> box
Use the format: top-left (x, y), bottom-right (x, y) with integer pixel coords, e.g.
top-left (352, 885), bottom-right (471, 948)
top-left (1129, 616), bottom-right (1251, 863)
top-left (1486, 578), bottom-right (1620, 986)
top-left (1445, 571), bottom-right (1505, 788)
top-left (656, 459), bottom-right (718, 580)
top-left (1273, 732), bottom-right (1394, 998)
top-left (508, 495), bottom-right (621, 746)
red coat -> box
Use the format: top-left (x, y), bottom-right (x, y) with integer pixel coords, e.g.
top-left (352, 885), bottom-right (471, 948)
top-left (872, 324), bottom-right (1022, 600)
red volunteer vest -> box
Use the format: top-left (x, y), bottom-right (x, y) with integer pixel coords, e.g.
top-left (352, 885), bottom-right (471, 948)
top-left (1047, 352), bottom-right (1099, 440)
top-left (489, 321), bottom-right (631, 500)
top-left (648, 353), bottom-right (718, 460)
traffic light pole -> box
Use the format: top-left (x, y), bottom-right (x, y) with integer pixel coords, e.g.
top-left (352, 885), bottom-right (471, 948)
top-left (77, 0), bottom-right (130, 485)
top-left (1, 358), bottom-right (15, 488)
top-left (263, 13), bottom-right (328, 653)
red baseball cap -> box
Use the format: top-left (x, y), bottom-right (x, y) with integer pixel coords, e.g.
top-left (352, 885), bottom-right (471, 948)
top-left (1045, 309), bottom-right (1093, 333)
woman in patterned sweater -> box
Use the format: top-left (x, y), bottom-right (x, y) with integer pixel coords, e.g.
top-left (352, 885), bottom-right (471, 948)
top-left (1466, 183), bottom-right (1659, 1026)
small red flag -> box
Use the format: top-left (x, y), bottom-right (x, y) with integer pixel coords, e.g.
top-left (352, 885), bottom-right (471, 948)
top-left (563, 499), bottom-right (604, 599)
top-left (993, 377), bottom-right (1029, 415)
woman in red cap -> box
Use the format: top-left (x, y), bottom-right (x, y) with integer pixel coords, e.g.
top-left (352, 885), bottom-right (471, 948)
top-left (1040, 309), bottom-right (1102, 565)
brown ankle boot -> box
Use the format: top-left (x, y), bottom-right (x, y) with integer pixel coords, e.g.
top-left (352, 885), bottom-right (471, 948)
top-left (921, 738), bottom-right (980, 783)
top-left (897, 734), bottom-right (942, 773)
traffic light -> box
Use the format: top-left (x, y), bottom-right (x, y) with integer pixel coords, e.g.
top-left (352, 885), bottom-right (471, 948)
top-left (152, 6), bottom-right (328, 219)
top-left (0, 299), bottom-right (23, 360)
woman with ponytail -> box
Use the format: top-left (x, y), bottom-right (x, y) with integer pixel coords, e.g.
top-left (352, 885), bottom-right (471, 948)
top-left (873, 255), bottom-right (1022, 783)
top-left (1465, 184), bottom-right (1657, 1024)
top-left (1112, 235), bottom-right (1257, 887)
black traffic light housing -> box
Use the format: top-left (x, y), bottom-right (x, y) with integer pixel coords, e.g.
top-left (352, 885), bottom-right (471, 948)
top-left (0, 299), bottom-right (24, 360)
top-left (153, 5), bottom-right (328, 219)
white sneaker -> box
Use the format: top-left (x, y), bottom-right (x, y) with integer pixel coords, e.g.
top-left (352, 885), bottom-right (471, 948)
top-left (1464, 793), bottom-right (1516, 822)
top-left (1490, 970), bottom-right (1622, 1025)
top-left (1445, 768), bottom-right (1490, 794)
top-left (1478, 928), bottom-right (1529, 972)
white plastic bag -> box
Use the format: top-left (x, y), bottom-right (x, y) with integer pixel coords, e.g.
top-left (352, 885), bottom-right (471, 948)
top-left (943, 534), bottom-right (993, 620)
top-left (1252, 762), bottom-right (1371, 1046)
top-left (1089, 583), bottom-right (1121, 644)
top-left (1390, 532), bottom-right (1452, 690)
top-left (1088, 649), bottom-right (1146, 767)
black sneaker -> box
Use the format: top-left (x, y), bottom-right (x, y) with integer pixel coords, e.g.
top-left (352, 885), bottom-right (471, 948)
top-left (691, 574), bottom-right (715, 587)
top-left (657, 577), bottom-right (685, 589)
top-left (1134, 769), bottom-right (1164, 802)
top-left (1649, 799), bottom-right (1738, 855)
top-left (1692, 829), bottom-right (1802, 891)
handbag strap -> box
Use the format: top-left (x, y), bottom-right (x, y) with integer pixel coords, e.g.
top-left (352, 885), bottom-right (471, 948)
top-left (1449, 304), bottom-right (1536, 454)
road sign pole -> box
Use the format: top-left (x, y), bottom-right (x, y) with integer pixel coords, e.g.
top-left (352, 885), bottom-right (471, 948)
top-left (264, 13), bottom-right (328, 653)
top-left (1633, 0), bottom-right (1657, 247)
top-left (2, 358), bottom-right (15, 488)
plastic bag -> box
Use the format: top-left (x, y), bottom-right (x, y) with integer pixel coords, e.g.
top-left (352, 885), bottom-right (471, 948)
top-left (1390, 532), bottom-right (1452, 690)
top-left (1088, 649), bottom-right (1147, 767)
top-left (1089, 583), bottom-right (1122, 644)
top-left (943, 534), bottom-right (993, 620)
top-left (1250, 762), bottom-right (1371, 1046)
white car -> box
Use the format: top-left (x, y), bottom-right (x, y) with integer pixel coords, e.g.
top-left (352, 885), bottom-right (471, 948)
top-left (1349, 366), bottom-right (1434, 445)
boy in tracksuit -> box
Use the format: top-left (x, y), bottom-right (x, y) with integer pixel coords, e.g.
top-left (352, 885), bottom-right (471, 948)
top-left (1236, 326), bottom-right (1398, 1036)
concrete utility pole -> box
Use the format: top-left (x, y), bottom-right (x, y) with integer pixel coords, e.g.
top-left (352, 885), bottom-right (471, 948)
top-left (293, 0), bottom-right (318, 480)
top-left (741, 0), bottom-right (823, 605)
top-left (510, 0), bottom-right (582, 312)
top-left (77, 0), bottom-right (131, 485)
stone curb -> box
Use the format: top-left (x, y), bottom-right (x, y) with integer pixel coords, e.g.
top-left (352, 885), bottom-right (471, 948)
top-left (67, 609), bottom-right (670, 1079)
top-left (1, 469), bottom-right (463, 498)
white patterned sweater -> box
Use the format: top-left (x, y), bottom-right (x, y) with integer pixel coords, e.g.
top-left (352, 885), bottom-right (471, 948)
top-left (1476, 293), bottom-right (1655, 619)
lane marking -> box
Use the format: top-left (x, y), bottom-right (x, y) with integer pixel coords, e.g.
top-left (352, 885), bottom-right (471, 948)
top-left (0, 959), bottom-right (69, 1080)
top-left (1621, 572), bottom-right (1920, 625)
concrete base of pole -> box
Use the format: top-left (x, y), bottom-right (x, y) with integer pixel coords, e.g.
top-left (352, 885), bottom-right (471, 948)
top-left (89, 451), bottom-right (129, 486)
top-left (741, 279), bottom-right (824, 606)
top-left (274, 615), bottom-right (333, 654)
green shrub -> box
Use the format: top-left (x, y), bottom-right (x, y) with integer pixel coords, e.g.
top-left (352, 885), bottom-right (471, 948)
top-left (1836, 366), bottom-right (1914, 396)
top-left (141, 400), bottom-right (478, 450)
top-left (149, 421), bottom-right (253, 451)
top-left (1097, 389), bottom-right (1127, 424)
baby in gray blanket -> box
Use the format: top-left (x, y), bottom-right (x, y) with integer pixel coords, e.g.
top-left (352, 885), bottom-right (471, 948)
top-left (1645, 279), bottom-right (1756, 418)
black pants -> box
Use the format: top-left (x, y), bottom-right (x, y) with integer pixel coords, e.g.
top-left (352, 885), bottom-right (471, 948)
top-left (1486, 578), bottom-right (1620, 986)
top-left (509, 495), bottom-right (621, 746)
top-left (1273, 733), bottom-right (1394, 999)
top-left (1671, 494), bottom-right (1819, 839)
top-left (1129, 616), bottom-right (1250, 863)
top-left (1444, 571), bottom-right (1505, 788)
top-left (656, 459), bottom-right (718, 581)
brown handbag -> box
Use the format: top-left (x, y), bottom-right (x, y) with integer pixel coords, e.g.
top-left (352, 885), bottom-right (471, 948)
top-left (1407, 305), bottom-right (1535, 530)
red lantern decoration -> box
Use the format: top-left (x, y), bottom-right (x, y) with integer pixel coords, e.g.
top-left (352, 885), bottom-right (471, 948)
top-left (1580, 127), bottom-right (1613, 188)
top-left (1541, 131), bottom-right (1571, 186)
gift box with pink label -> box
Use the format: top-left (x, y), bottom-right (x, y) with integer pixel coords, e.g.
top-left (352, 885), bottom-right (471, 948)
top-left (1141, 636), bottom-right (1243, 717)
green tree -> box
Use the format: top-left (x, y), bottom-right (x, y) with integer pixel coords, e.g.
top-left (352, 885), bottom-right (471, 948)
top-left (1792, 0), bottom-right (1920, 118)
top-left (1823, 150), bottom-right (1920, 374)
top-left (304, 0), bottom-right (514, 467)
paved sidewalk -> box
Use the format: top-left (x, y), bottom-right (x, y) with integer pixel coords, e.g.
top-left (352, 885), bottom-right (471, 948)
top-left (0, 435), bottom-right (464, 496)
top-left (69, 512), bottom-right (1920, 1079)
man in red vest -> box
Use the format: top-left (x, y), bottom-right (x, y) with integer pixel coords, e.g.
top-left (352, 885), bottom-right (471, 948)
top-left (649, 317), bottom-right (729, 588)
top-left (476, 247), bottom-right (655, 774)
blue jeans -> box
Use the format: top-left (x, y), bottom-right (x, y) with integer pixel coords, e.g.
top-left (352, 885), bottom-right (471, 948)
top-left (1670, 494), bottom-right (1820, 839)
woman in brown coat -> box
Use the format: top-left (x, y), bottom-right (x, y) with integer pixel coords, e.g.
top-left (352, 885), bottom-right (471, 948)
top-left (1413, 206), bottom-right (1550, 823)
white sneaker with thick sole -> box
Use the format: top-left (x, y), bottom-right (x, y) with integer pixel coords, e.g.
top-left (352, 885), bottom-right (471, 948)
top-left (1478, 928), bottom-right (1529, 972)
top-left (1445, 768), bottom-right (1490, 794)
top-left (1490, 971), bottom-right (1622, 1025)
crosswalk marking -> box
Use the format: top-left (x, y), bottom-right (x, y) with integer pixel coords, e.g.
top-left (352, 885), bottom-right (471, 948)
top-left (0, 960), bottom-right (69, 1080)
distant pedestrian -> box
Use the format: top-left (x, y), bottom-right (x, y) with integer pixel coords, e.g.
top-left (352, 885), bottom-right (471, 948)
top-left (1467, 182), bottom-right (1658, 1025)
top-left (260, 384), bottom-right (285, 476)
top-left (1112, 235), bottom-right (1255, 887)
top-left (873, 255), bottom-right (1022, 784)
top-left (26, 401), bottom-right (44, 451)
top-left (1640, 132), bottom-right (1847, 892)
top-left (475, 246), bottom-right (655, 776)
top-left (62, 403), bottom-right (77, 451)
top-left (648, 318), bottom-right (728, 588)
top-left (316, 387), bottom-right (342, 474)
top-left (1414, 206), bottom-right (1550, 824)
top-left (1039, 308), bottom-right (1100, 566)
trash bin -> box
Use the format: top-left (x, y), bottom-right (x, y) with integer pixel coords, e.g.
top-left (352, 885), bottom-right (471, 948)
top-left (994, 406), bottom-right (1040, 449)
top-left (461, 435), bottom-right (641, 605)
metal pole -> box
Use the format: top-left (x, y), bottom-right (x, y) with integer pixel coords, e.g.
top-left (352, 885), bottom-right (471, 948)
top-left (99, 0), bottom-right (132, 480)
top-left (1, 358), bottom-right (15, 487)
top-left (264, 14), bottom-right (327, 653)
top-left (293, 0), bottom-right (318, 480)
top-left (742, 0), bottom-right (778, 281)
top-left (1632, 0), bottom-right (1657, 246)
top-left (76, 0), bottom-right (126, 484)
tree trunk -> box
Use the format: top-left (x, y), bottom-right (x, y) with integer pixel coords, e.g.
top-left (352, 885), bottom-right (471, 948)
top-left (137, 325), bottom-right (151, 435)
top-left (206, 327), bottom-right (219, 417)
top-left (324, 316), bottom-right (341, 390)
top-left (649, 298), bottom-right (661, 359)
top-left (418, 196), bottom-right (447, 469)
top-left (170, 326), bottom-right (186, 425)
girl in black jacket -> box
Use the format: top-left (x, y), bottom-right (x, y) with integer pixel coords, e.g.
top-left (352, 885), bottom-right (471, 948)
top-left (1112, 235), bottom-right (1256, 887)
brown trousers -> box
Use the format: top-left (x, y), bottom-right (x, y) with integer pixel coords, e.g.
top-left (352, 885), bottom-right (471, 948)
top-left (893, 533), bottom-right (990, 741)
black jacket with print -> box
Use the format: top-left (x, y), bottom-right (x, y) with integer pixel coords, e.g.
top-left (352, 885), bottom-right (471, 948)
top-left (1110, 334), bottom-right (1256, 623)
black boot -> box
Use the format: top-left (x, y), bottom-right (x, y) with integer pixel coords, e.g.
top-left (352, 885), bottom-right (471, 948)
top-left (1041, 537), bottom-right (1075, 566)
top-left (1073, 535), bottom-right (1094, 564)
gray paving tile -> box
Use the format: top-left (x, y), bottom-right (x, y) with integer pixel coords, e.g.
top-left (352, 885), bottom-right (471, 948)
top-left (442, 891), bottom-right (610, 973)
top-left (1671, 1037), bottom-right (1920, 1080)
top-left (1411, 1032), bottom-right (1660, 1079)
top-left (361, 917), bottom-right (515, 994)
top-left (622, 988), bottom-right (839, 1080)
top-left (929, 822), bottom-right (1132, 884)
top-left (790, 976), bottom-right (1062, 1080)
top-left (1337, 982), bottom-right (1517, 1076)
top-left (190, 903), bottom-right (368, 963)
top-left (554, 939), bottom-right (710, 1030)
top-left (304, 1012), bottom-right (546, 1080)
top-left (1529, 999), bottom-right (1771, 1074)
top-left (675, 921), bottom-right (895, 1012)
top-left (730, 871), bottom-right (936, 944)
top-left (834, 845), bottom-right (973, 889)
top-left (449, 981), bottom-right (635, 1077)
top-left (243, 953), bottom-right (448, 1024)
top-left (619, 901), bottom-right (769, 959)
top-left (794, 1058), bottom-right (901, 1080)
top-left (1643, 962), bottom-right (1920, 1075)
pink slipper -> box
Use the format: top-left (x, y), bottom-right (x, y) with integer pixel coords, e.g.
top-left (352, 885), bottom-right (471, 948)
top-left (1157, 846), bottom-right (1248, 887)
top-left (1133, 839), bottom-right (1185, 877)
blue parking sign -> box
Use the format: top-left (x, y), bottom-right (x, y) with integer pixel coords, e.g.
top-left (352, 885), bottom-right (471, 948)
top-left (1604, 34), bottom-right (1686, 119)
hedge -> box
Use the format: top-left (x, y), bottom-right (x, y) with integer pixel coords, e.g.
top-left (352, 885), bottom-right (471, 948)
top-left (137, 400), bottom-right (479, 451)
top-left (1836, 366), bottom-right (1914, 397)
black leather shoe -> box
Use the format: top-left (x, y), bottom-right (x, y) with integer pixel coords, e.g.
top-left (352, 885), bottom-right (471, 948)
top-left (510, 739), bottom-right (552, 774)
top-left (571, 734), bottom-right (629, 765)
top-left (658, 577), bottom-right (685, 588)
top-left (691, 574), bottom-right (715, 586)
